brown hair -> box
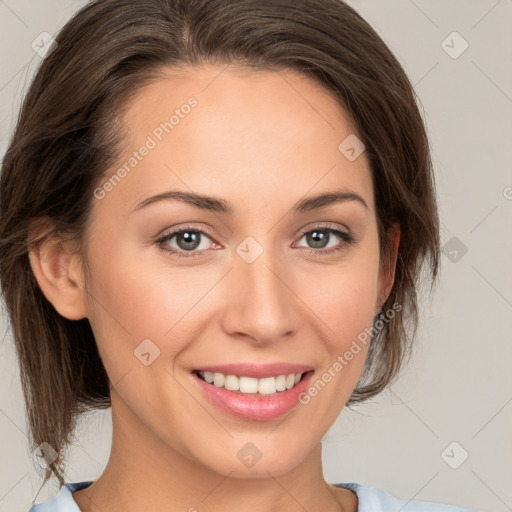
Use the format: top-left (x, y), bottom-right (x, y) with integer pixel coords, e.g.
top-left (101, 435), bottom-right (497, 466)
top-left (0, 0), bottom-right (440, 487)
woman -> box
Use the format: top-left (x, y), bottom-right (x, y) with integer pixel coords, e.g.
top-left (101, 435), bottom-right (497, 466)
top-left (0, 0), bottom-right (482, 510)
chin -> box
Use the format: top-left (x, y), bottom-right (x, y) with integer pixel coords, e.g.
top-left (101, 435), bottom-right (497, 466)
top-left (195, 439), bottom-right (312, 479)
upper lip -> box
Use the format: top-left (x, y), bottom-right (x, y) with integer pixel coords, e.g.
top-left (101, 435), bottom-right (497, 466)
top-left (194, 363), bottom-right (314, 379)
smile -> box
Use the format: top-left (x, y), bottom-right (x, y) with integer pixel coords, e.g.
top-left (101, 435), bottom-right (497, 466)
top-left (191, 365), bottom-right (315, 421)
top-left (195, 370), bottom-right (305, 395)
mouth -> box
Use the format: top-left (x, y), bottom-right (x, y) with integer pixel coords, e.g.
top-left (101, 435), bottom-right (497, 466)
top-left (190, 365), bottom-right (315, 421)
top-left (193, 369), bottom-right (312, 396)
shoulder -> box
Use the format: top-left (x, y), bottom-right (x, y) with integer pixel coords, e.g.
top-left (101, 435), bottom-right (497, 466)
top-left (28, 481), bottom-right (93, 512)
top-left (333, 482), bottom-right (482, 512)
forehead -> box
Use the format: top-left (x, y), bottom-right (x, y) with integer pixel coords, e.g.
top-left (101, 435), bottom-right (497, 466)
top-left (98, 64), bottom-right (373, 217)
top-left (123, 64), bottom-right (361, 143)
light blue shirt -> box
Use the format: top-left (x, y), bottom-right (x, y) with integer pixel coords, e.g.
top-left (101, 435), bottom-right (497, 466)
top-left (28, 480), bottom-right (482, 511)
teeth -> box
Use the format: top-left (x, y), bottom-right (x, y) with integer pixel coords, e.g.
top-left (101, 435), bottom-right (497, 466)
top-left (275, 374), bottom-right (287, 391)
top-left (213, 372), bottom-right (225, 387)
top-left (240, 376), bottom-right (258, 393)
top-left (197, 371), bottom-right (305, 395)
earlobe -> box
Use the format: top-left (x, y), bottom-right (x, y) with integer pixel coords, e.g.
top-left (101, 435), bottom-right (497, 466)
top-left (28, 226), bottom-right (88, 321)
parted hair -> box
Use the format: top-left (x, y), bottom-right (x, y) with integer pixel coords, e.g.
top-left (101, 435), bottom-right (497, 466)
top-left (0, 0), bottom-right (440, 487)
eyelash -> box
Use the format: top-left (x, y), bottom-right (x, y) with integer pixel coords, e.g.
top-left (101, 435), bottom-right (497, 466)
top-left (155, 224), bottom-right (357, 260)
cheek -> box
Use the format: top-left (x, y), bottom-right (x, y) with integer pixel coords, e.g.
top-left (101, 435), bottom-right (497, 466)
top-left (83, 236), bottom-right (198, 383)
top-left (85, 216), bottom-right (200, 335)
top-left (302, 253), bottom-right (380, 344)
top-left (295, 267), bottom-right (378, 427)
top-left (298, 250), bottom-right (379, 397)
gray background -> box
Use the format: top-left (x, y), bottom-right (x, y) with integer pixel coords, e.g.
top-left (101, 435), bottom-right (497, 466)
top-left (0, 1), bottom-right (511, 511)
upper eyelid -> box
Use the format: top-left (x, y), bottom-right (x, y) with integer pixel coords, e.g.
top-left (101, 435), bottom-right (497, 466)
top-left (158, 224), bottom-right (216, 241)
top-left (159, 222), bottom-right (350, 238)
top-left (298, 223), bottom-right (349, 235)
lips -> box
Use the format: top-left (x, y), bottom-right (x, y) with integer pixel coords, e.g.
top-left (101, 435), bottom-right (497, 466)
top-left (190, 363), bottom-right (315, 421)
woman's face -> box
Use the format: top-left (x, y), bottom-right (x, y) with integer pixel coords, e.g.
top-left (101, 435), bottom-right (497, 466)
top-left (79, 64), bottom-right (397, 478)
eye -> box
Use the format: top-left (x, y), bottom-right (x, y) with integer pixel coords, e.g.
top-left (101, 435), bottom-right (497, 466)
top-left (155, 224), bottom-right (357, 259)
top-left (155, 226), bottom-right (219, 259)
top-left (294, 225), bottom-right (357, 256)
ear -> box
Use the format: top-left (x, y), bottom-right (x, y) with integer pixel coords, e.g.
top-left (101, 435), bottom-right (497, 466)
top-left (27, 220), bottom-right (88, 321)
top-left (376, 222), bottom-right (400, 313)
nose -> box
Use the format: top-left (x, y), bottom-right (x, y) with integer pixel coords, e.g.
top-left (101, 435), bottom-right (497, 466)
top-left (220, 239), bottom-right (301, 346)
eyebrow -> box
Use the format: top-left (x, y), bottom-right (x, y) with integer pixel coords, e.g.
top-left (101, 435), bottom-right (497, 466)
top-left (131, 187), bottom-right (368, 214)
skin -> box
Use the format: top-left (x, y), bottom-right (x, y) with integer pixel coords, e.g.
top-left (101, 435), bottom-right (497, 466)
top-left (29, 64), bottom-right (400, 512)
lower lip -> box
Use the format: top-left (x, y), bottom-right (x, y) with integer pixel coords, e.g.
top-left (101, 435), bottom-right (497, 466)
top-left (192, 371), bottom-right (314, 421)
